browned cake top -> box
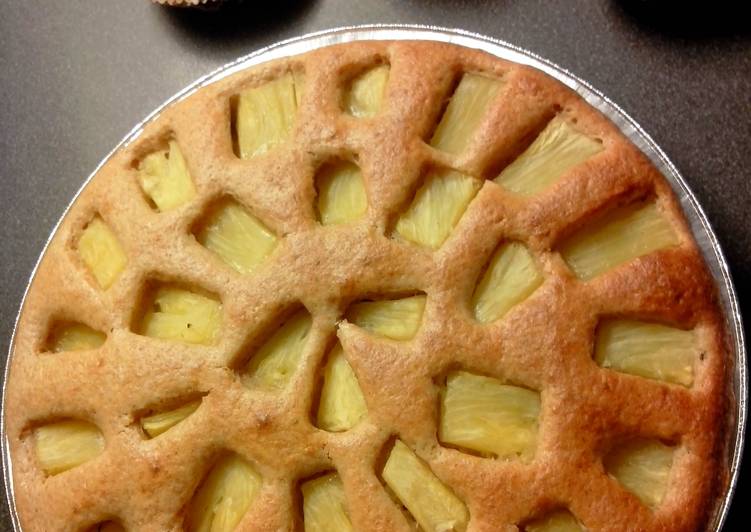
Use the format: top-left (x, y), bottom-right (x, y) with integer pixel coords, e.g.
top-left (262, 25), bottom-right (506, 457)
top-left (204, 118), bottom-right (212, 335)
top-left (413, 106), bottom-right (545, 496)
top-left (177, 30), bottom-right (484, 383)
top-left (4, 41), bottom-right (726, 532)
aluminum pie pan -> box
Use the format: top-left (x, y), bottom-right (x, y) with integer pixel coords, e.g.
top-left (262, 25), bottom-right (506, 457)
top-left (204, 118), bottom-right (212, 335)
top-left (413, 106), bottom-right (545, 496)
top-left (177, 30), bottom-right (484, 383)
top-left (1, 24), bottom-right (745, 531)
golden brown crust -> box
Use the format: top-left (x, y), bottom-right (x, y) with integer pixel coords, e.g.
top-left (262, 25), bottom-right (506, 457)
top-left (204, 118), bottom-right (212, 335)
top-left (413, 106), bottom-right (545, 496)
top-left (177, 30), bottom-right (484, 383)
top-left (4, 41), bottom-right (726, 531)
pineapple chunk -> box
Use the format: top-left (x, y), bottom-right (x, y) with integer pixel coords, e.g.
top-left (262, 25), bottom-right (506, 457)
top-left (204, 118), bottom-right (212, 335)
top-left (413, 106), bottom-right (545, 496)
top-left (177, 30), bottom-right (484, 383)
top-left (302, 473), bottom-right (354, 532)
top-left (196, 199), bottom-right (278, 274)
top-left (430, 73), bottom-right (503, 155)
top-left (141, 399), bottom-right (202, 439)
top-left (48, 322), bottom-right (106, 353)
top-left (595, 319), bottom-right (697, 387)
top-left (472, 243), bottom-right (543, 324)
top-left (524, 509), bottom-right (583, 532)
top-left (242, 310), bottom-right (312, 390)
top-left (604, 439), bottom-right (674, 510)
top-left (559, 202), bottom-right (680, 281)
top-left (137, 140), bottom-right (196, 212)
top-left (346, 295), bottom-right (426, 341)
top-left (316, 343), bottom-right (368, 432)
top-left (395, 170), bottom-right (481, 249)
top-left (382, 440), bottom-right (469, 532)
top-left (34, 420), bottom-right (104, 476)
top-left (496, 117), bottom-right (603, 196)
top-left (138, 286), bottom-right (222, 345)
top-left (78, 216), bottom-right (127, 290)
top-left (439, 371), bottom-right (540, 460)
top-left (345, 64), bottom-right (390, 118)
top-left (234, 72), bottom-right (300, 159)
top-left (185, 454), bottom-right (262, 532)
top-left (90, 521), bottom-right (125, 532)
top-left (315, 160), bottom-right (368, 225)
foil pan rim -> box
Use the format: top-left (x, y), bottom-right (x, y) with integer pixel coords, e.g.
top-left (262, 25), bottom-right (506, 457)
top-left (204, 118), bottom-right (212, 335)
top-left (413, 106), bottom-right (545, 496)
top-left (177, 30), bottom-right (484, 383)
top-left (1, 24), bottom-right (745, 532)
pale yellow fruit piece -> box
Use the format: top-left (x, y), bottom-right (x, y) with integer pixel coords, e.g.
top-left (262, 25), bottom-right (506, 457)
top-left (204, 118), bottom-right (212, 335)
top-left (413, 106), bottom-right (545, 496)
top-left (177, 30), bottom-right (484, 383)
top-left (595, 319), bottom-right (697, 387)
top-left (316, 161), bottom-right (368, 225)
top-left (525, 509), bottom-right (583, 532)
top-left (234, 72), bottom-right (300, 159)
top-left (49, 322), bottom-right (106, 353)
top-left (472, 242), bottom-right (543, 324)
top-left (496, 117), bottom-right (602, 196)
top-left (559, 202), bottom-right (679, 281)
top-left (34, 420), bottom-right (104, 476)
top-left (197, 200), bottom-right (278, 274)
top-left (382, 440), bottom-right (469, 532)
top-left (139, 287), bottom-right (221, 345)
top-left (439, 371), bottom-right (540, 460)
top-left (395, 170), bottom-right (481, 249)
top-left (604, 439), bottom-right (674, 509)
top-left (185, 454), bottom-right (262, 532)
top-left (316, 343), bottom-right (368, 432)
top-left (242, 310), bottom-right (312, 390)
top-left (138, 140), bottom-right (196, 212)
top-left (78, 217), bottom-right (127, 290)
top-left (346, 295), bottom-right (426, 341)
top-left (302, 473), bottom-right (354, 532)
top-left (141, 399), bottom-right (202, 439)
top-left (345, 64), bottom-right (390, 118)
top-left (430, 73), bottom-right (503, 155)
top-left (90, 521), bottom-right (125, 532)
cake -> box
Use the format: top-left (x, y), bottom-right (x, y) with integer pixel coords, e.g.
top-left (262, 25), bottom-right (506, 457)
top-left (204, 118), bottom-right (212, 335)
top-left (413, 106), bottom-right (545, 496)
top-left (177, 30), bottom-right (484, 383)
top-left (2, 40), bottom-right (727, 531)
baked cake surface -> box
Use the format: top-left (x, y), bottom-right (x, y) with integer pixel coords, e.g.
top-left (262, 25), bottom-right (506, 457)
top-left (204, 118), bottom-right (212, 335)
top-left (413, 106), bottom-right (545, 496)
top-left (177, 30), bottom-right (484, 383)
top-left (3, 41), bottom-right (727, 532)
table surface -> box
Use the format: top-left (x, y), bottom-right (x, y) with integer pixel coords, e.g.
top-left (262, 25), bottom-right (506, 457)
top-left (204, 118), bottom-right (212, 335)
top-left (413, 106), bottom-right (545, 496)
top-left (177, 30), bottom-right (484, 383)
top-left (1, 1), bottom-right (748, 530)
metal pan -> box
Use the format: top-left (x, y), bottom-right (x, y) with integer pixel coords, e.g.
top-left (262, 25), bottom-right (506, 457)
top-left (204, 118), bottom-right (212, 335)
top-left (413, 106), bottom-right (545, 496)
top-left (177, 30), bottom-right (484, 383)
top-left (1, 24), bottom-right (745, 531)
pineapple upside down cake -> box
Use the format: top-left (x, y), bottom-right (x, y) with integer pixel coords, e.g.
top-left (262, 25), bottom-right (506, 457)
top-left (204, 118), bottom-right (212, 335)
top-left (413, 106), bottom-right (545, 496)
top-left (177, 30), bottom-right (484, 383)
top-left (4, 41), bottom-right (727, 532)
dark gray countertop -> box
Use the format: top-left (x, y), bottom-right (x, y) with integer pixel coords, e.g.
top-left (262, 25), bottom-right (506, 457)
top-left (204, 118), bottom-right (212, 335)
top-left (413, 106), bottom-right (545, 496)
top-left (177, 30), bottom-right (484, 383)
top-left (1, 1), bottom-right (748, 529)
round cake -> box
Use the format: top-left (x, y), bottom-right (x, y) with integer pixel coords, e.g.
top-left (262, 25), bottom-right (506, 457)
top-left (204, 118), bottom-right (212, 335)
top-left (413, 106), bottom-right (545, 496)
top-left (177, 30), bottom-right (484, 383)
top-left (2, 40), bottom-right (728, 532)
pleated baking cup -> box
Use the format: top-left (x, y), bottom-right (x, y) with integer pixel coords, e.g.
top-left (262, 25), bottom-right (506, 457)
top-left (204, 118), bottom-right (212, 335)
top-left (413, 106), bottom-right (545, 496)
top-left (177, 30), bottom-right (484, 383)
top-left (1, 25), bottom-right (745, 531)
top-left (152, 0), bottom-right (221, 7)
